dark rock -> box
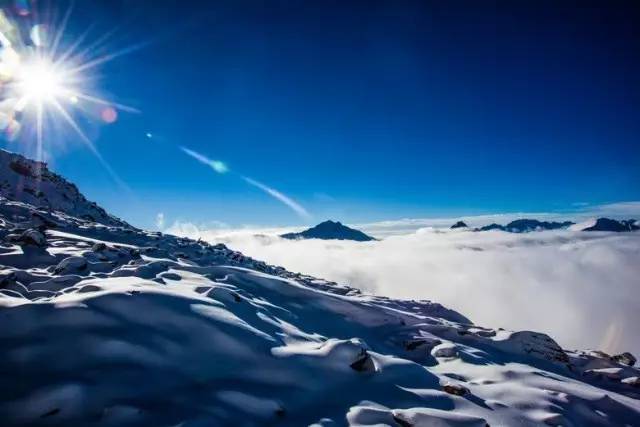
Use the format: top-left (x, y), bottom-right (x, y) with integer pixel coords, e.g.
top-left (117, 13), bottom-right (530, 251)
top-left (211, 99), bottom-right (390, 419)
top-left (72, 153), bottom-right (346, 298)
top-left (621, 376), bottom-right (640, 387)
top-left (92, 242), bottom-right (107, 252)
top-left (442, 382), bottom-right (469, 396)
top-left (16, 229), bottom-right (47, 247)
top-left (350, 350), bottom-right (375, 372)
top-left (54, 256), bottom-right (88, 274)
top-left (611, 352), bottom-right (636, 367)
top-left (404, 338), bottom-right (442, 351)
top-left (392, 414), bottom-right (413, 427)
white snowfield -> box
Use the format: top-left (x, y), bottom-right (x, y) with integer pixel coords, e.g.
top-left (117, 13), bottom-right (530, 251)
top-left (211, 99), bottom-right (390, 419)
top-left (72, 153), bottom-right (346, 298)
top-left (1, 154), bottom-right (640, 426)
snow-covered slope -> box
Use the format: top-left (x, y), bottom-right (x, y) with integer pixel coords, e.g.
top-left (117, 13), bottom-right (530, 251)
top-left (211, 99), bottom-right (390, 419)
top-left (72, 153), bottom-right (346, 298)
top-left (1, 160), bottom-right (640, 426)
top-left (0, 149), bottom-right (128, 227)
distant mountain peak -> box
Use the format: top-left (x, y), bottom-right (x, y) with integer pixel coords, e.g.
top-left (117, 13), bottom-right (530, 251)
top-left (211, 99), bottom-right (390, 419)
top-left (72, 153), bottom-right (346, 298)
top-left (583, 218), bottom-right (639, 232)
top-left (450, 221), bottom-right (468, 229)
top-left (281, 220), bottom-right (375, 241)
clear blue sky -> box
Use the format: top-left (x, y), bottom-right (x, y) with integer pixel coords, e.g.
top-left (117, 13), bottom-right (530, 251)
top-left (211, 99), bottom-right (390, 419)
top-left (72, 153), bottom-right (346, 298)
top-left (4, 0), bottom-right (640, 228)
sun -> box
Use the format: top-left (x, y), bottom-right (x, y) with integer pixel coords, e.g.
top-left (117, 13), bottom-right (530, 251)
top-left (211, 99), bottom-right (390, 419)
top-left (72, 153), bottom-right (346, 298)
top-left (0, 2), bottom-right (147, 193)
top-left (16, 59), bottom-right (68, 107)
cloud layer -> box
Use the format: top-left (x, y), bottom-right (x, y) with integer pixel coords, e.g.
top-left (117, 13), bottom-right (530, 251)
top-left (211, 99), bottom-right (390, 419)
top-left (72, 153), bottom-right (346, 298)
top-left (171, 224), bottom-right (640, 356)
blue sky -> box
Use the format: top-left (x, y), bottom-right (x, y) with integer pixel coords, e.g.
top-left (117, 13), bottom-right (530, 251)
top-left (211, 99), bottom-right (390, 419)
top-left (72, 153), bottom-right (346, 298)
top-left (3, 0), bottom-right (640, 228)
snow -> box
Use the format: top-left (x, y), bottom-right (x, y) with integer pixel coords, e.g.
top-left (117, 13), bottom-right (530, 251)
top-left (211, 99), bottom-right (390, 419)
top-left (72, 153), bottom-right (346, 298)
top-left (1, 152), bottom-right (640, 425)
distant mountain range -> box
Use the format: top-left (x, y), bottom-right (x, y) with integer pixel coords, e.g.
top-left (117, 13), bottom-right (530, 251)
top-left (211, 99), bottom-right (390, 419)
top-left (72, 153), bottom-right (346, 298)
top-left (282, 217), bottom-right (639, 242)
top-left (447, 218), bottom-right (639, 233)
top-left (281, 220), bottom-right (376, 241)
top-left (582, 218), bottom-right (639, 232)
top-left (479, 219), bottom-right (575, 233)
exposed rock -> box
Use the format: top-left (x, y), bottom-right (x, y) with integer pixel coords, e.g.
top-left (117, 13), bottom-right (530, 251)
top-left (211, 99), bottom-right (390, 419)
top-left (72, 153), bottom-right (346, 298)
top-left (19, 229), bottom-right (47, 247)
top-left (92, 242), bottom-right (107, 252)
top-left (442, 382), bottom-right (469, 396)
top-left (621, 376), bottom-right (640, 387)
top-left (54, 256), bottom-right (88, 274)
top-left (612, 352), bottom-right (636, 367)
top-left (350, 350), bottom-right (375, 372)
top-left (495, 331), bottom-right (569, 364)
top-left (432, 343), bottom-right (459, 358)
top-left (584, 368), bottom-right (623, 380)
top-left (404, 337), bottom-right (442, 351)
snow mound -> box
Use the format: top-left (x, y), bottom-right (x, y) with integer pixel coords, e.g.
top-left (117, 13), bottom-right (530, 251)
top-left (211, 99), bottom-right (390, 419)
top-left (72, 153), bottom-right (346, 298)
top-left (1, 171), bottom-right (640, 425)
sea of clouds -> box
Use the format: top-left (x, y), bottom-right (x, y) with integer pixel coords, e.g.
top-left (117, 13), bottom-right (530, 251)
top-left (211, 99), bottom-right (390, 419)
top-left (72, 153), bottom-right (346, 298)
top-left (167, 219), bottom-right (640, 356)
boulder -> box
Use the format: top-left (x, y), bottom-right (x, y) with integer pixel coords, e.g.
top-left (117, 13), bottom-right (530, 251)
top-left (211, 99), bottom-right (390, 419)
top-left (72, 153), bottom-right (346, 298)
top-left (92, 242), bottom-right (107, 252)
top-left (6, 229), bottom-right (47, 247)
top-left (611, 352), bottom-right (636, 367)
top-left (621, 376), bottom-right (640, 387)
top-left (431, 343), bottom-right (459, 358)
top-left (494, 331), bottom-right (569, 364)
top-left (350, 350), bottom-right (375, 372)
top-left (54, 256), bottom-right (88, 274)
top-left (441, 382), bottom-right (469, 396)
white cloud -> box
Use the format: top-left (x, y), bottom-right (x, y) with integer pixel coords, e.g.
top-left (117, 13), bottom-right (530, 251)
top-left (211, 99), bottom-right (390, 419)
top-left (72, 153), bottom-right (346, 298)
top-left (155, 212), bottom-right (165, 229)
top-left (165, 220), bottom-right (293, 241)
top-left (179, 228), bottom-right (640, 356)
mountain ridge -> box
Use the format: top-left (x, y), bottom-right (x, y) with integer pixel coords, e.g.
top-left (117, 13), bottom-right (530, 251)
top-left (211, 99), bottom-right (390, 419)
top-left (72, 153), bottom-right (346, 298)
top-left (0, 149), bottom-right (129, 228)
top-left (1, 152), bottom-right (639, 425)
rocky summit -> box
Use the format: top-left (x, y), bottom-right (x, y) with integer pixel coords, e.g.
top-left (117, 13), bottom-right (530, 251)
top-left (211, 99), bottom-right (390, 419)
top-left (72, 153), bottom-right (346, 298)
top-left (281, 220), bottom-right (376, 241)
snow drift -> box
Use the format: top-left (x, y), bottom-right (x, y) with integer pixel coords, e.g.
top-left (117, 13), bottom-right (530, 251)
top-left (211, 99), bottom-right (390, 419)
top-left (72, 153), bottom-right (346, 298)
top-left (1, 152), bottom-right (640, 426)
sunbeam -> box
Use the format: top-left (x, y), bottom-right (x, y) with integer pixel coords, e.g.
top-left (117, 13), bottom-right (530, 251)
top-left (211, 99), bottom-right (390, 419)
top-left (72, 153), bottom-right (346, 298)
top-left (0, 2), bottom-right (138, 191)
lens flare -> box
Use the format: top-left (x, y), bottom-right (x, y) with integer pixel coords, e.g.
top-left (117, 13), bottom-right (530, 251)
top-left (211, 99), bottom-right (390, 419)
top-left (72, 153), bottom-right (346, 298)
top-left (0, 3), bottom-right (142, 190)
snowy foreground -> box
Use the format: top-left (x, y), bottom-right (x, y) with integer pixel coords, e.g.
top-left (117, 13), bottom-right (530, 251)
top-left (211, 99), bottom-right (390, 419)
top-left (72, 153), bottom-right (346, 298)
top-left (1, 202), bottom-right (640, 426)
top-left (1, 155), bottom-right (640, 426)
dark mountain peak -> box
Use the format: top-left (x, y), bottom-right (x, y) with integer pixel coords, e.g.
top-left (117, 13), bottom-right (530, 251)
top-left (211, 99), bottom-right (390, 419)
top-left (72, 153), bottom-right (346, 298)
top-left (474, 218), bottom-right (574, 233)
top-left (317, 220), bottom-right (342, 227)
top-left (504, 219), bottom-right (574, 233)
top-left (583, 218), bottom-right (639, 232)
top-left (281, 220), bottom-right (375, 241)
top-left (477, 223), bottom-right (504, 232)
top-left (450, 221), bottom-right (468, 229)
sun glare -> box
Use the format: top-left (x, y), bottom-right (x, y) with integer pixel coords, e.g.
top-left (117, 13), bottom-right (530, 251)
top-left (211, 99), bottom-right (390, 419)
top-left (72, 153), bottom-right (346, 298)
top-left (0, 2), bottom-right (142, 190)
top-left (16, 59), bottom-right (66, 106)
